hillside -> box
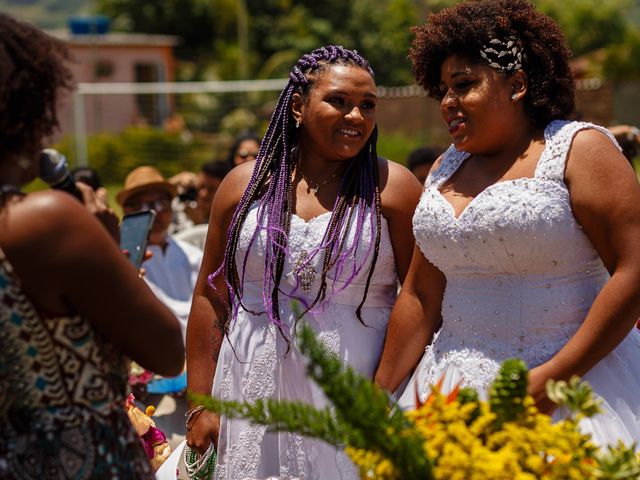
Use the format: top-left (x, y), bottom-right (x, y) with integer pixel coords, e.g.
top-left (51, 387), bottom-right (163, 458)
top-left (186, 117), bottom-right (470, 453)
top-left (0, 0), bottom-right (93, 29)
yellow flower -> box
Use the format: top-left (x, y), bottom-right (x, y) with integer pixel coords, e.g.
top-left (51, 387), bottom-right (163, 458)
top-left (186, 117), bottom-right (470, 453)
top-left (345, 382), bottom-right (636, 479)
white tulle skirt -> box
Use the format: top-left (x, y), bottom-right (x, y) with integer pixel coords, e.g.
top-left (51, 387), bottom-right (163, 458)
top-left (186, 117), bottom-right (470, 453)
top-left (398, 328), bottom-right (640, 451)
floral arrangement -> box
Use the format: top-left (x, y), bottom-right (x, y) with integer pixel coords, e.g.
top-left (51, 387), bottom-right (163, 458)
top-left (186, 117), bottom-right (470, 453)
top-left (192, 323), bottom-right (640, 479)
top-left (125, 393), bottom-right (172, 472)
top-left (129, 361), bottom-right (154, 388)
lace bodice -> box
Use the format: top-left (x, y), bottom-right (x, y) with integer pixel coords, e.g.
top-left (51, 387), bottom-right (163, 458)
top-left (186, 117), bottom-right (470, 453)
top-left (411, 120), bottom-right (615, 394)
top-left (235, 202), bottom-right (397, 312)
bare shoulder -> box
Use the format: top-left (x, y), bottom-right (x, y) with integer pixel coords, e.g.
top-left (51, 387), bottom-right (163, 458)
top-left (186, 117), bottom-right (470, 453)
top-left (0, 190), bottom-right (123, 306)
top-left (212, 160), bottom-right (256, 215)
top-left (2, 191), bottom-right (92, 250)
top-left (377, 157), bottom-right (422, 218)
top-left (566, 127), bottom-right (633, 186)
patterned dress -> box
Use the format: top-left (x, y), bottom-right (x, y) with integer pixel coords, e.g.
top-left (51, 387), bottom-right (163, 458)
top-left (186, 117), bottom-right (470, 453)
top-left (0, 247), bottom-right (153, 479)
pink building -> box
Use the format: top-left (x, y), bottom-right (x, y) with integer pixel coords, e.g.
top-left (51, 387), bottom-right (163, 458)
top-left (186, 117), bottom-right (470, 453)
top-left (53, 29), bottom-right (179, 138)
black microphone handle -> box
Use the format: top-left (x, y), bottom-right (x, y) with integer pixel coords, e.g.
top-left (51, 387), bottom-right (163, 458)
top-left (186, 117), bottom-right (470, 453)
top-left (52, 174), bottom-right (84, 202)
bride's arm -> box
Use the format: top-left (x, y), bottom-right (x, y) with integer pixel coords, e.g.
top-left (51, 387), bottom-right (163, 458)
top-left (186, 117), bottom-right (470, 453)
top-left (374, 245), bottom-right (446, 393)
top-left (185, 163), bottom-right (252, 452)
top-left (529, 128), bottom-right (640, 413)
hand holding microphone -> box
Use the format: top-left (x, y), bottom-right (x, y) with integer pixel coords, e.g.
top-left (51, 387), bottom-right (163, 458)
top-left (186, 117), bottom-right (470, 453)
top-left (39, 148), bottom-right (84, 201)
top-left (40, 148), bottom-right (120, 241)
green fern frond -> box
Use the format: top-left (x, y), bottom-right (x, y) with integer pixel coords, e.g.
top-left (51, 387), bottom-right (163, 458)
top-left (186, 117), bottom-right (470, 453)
top-left (489, 358), bottom-right (528, 429)
top-left (192, 318), bottom-right (433, 479)
top-left (546, 375), bottom-right (602, 419)
top-left (591, 442), bottom-right (640, 479)
top-left (190, 394), bottom-right (347, 447)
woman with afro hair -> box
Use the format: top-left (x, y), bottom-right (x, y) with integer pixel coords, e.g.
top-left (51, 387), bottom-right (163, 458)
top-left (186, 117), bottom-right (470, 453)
top-left (375, 0), bottom-right (640, 449)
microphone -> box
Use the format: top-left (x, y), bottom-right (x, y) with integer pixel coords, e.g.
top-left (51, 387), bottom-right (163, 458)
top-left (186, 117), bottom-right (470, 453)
top-left (39, 148), bottom-right (83, 201)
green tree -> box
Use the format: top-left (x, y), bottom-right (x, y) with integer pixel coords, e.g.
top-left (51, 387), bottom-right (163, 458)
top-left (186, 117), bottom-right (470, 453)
top-left (246, 0), bottom-right (420, 85)
top-left (97, 0), bottom-right (223, 62)
top-left (96, 0), bottom-right (423, 85)
top-left (536, 0), bottom-right (630, 56)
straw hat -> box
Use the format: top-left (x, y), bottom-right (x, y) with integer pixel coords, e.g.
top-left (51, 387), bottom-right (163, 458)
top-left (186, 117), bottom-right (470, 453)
top-left (116, 166), bottom-right (177, 206)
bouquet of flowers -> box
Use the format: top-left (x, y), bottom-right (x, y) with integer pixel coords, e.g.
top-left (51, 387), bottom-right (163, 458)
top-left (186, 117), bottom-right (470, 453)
top-left (192, 323), bottom-right (640, 479)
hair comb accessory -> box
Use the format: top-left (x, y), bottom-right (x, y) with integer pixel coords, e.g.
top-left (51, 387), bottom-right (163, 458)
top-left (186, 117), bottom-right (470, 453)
top-left (480, 36), bottom-right (523, 74)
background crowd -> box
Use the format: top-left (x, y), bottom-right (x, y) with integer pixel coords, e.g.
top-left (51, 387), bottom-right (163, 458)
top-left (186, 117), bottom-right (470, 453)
top-left (2, 1), bottom-right (640, 479)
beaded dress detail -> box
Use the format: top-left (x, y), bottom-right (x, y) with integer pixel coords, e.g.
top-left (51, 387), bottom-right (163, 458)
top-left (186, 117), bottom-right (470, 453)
top-left (399, 120), bottom-right (640, 448)
top-left (212, 204), bottom-right (397, 480)
top-left (0, 247), bottom-right (153, 479)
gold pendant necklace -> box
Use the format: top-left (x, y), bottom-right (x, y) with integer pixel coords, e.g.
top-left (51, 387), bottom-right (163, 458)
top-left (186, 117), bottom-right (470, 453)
top-left (295, 152), bottom-right (343, 196)
top-left (297, 170), bottom-right (338, 195)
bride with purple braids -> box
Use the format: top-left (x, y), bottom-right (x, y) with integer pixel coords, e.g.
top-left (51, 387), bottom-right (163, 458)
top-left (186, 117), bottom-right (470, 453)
top-left (185, 45), bottom-right (421, 479)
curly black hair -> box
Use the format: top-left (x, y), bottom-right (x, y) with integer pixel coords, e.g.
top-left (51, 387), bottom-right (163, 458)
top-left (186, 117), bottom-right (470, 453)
top-left (0, 14), bottom-right (73, 158)
top-left (409, 0), bottom-right (575, 128)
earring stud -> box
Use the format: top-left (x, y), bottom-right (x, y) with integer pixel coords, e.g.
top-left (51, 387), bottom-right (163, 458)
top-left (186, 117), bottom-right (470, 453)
top-left (295, 119), bottom-right (301, 128)
top-left (17, 157), bottom-right (32, 171)
top-left (511, 93), bottom-right (518, 101)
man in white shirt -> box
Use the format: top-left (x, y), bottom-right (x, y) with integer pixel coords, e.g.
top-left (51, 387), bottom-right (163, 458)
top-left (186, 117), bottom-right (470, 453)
top-left (117, 166), bottom-right (203, 342)
top-left (117, 166), bottom-right (203, 448)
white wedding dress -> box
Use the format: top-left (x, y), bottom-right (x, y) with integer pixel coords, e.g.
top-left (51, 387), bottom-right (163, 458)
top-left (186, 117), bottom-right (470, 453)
top-left (212, 203), bottom-right (397, 479)
top-left (399, 120), bottom-right (640, 448)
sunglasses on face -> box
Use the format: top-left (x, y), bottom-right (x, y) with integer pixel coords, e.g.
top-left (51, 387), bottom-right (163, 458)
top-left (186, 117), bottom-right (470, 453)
top-left (237, 149), bottom-right (259, 160)
top-left (124, 197), bottom-right (171, 214)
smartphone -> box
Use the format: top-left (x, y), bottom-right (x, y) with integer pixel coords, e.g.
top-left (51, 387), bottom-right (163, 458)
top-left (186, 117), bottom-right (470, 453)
top-left (119, 210), bottom-right (156, 270)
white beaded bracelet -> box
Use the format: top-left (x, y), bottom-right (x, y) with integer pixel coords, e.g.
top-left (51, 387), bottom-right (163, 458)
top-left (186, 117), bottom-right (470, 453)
top-left (183, 442), bottom-right (216, 479)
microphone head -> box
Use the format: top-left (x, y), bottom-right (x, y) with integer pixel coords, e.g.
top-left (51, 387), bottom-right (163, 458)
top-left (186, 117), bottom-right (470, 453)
top-left (39, 148), bottom-right (69, 185)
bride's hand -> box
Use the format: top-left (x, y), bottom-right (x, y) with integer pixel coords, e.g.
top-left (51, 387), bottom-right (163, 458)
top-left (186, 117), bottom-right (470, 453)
top-left (527, 365), bottom-right (559, 416)
top-left (186, 409), bottom-right (220, 454)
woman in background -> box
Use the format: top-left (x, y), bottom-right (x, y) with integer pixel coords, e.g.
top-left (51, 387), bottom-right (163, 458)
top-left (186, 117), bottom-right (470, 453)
top-left (226, 131), bottom-right (261, 168)
top-left (0, 14), bottom-right (184, 478)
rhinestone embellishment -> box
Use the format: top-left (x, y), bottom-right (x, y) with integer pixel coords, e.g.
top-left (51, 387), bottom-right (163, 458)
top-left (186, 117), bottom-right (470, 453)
top-left (295, 250), bottom-right (316, 293)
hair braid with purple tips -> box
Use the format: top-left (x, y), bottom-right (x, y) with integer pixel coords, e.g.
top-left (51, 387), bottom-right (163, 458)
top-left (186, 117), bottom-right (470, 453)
top-left (210, 45), bottom-right (382, 342)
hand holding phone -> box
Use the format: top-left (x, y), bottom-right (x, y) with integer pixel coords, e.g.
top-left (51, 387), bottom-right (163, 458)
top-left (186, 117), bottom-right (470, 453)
top-left (120, 210), bottom-right (156, 270)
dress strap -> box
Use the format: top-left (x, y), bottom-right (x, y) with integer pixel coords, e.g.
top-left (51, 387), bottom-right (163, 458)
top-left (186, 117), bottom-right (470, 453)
top-left (535, 120), bottom-right (621, 182)
top-left (425, 145), bottom-right (470, 189)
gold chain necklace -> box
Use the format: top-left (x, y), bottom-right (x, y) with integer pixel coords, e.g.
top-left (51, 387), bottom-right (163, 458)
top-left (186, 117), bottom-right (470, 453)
top-left (297, 169), bottom-right (339, 195)
top-left (295, 154), bottom-right (343, 196)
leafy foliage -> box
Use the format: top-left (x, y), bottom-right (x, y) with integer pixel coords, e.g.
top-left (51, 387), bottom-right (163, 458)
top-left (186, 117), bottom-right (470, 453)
top-left (426, 0), bottom-right (640, 80)
top-left (191, 320), bottom-right (433, 479)
top-left (546, 375), bottom-right (603, 419)
top-left (488, 358), bottom-right (528, 429)
top-left (9, 0), bottom-right (640, 80)
top-left (55, 127), bottom-right (211, 185)
top-left (96, 0), bottom-right (222, 62)
top-left (194, 321), bottom-right (640, 479)
top-left (92, 0), bottom-right (419, 85)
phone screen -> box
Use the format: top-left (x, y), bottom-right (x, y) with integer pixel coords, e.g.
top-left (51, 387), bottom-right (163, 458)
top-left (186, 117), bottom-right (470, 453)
top-left (120, 210), bottom-right (156, 269)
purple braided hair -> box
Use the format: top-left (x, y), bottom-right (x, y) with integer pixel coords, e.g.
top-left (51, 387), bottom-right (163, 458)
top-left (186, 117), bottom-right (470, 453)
top-left (209, 45), bottom-right (381, 342)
